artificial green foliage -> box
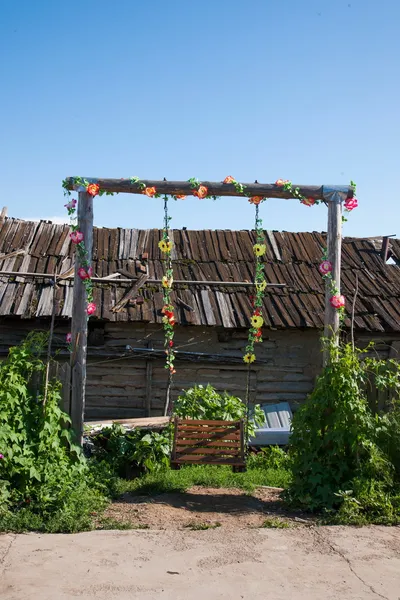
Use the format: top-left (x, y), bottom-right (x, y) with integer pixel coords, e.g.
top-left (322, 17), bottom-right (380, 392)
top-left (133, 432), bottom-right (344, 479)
top-left (287, 341), bottom-right (400, 523)
top-left (91, 423), bottom-right (170, 475)
top-left (174, 384), bottom-right (265, 438)
top-left (0, 333), bottom-right (108, 533)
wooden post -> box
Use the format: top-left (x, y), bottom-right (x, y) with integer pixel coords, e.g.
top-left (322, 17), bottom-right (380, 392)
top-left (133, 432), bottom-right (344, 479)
top-left (70, 191), bottom-right (93, 442)
top-left (324, 195), bottom-right (342, 363)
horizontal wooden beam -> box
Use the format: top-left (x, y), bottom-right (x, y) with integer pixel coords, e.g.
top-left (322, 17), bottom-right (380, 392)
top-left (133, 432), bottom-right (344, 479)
top-left (65, 177), bottom-right (354, 200)
top-left (0, 270), bottom-right (286, 287)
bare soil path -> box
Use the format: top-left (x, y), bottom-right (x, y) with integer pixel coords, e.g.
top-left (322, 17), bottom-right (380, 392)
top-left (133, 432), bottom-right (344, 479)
top-left (1, 525), bottom-right (400, 600)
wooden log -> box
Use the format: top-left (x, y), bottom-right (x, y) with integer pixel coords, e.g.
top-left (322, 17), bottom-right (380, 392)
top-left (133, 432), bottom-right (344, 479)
top-left (111, 273), bottom-right (149, 312)
top-left (324, 196), bottom-right (342, 361)
top-left (64, 177), bottom-right (354, 200)
top-left (70, 191), bottom-right (93, 442)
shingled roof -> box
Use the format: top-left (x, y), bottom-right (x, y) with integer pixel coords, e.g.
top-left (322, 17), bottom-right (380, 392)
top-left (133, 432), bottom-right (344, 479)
top-left (0, 217), bottom-right (399, 332)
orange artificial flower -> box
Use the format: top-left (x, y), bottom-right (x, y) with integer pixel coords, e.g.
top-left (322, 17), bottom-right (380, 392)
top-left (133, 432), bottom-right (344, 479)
top-left (223, 176), bottom-right (235, 184)
top-left (275, 179), bottom-right (289, 186)
top-left (248, 196), bottom-right (263, 205)
top-left (301, 197), bottom-right (316, 207)
top-left (193, 185), bottom-right (208, 199)
top-left (143, 186), bottom-right (156, 197)
top-left (175, 195), bottom-right (187, 200)
top-left (87, 183), bottom-right (100, 196)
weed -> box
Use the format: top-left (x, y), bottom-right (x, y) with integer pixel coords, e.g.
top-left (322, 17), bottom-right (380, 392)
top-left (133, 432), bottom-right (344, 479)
top-left (184, 521), bottom-right (221, 530)
top-left (261, 518), bottom-right (291, 529)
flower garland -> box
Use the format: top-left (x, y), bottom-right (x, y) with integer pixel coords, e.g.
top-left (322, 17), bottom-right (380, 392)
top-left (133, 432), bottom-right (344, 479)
top-left (243, 202), bottom-right (267, 364)
top-left (62, 179), bottom-right (101, 347)
top-left (159, 195), bottom-right (176, 376)
top-left (316, 180), bottom-right (358, 319)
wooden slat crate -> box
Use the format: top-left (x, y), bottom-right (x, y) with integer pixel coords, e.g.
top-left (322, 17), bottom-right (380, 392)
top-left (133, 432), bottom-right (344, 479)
top-left (171, 417), bottom-right (246, 472)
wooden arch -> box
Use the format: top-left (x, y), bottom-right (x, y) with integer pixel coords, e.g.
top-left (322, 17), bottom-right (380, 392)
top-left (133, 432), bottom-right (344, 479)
top-left (63, 177), bottom-right (354, 440)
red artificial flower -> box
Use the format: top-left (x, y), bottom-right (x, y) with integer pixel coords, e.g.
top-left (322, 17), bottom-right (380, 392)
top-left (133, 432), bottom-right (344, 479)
top-left (255, 329), bottom-right (262, 338)
top-left (169, 340), bottom-right (174, 347)
top-left (248, 196), bottom-right (263, 205)
top-left (78, 267), bottom-right (90, 280)
top-left (70, 231), bottom-right (84, 244)
top-left (223, 176), bottom-right (235, 184)
top-left (330, 294), bottom-right (345, 309)
top-left (193, 185), bottom-right (208, 199)
top-left (87, 302), bottom-right (97, 315)
top-left (344, 197), bottom-right (358, 211)
top-left (87, 183), bottom-right (100, 197)
top-left (143, 186), bottom-right (156, 197)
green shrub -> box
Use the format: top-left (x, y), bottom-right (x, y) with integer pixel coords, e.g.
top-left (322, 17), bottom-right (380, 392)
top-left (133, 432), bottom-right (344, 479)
top-left (174, 384), bottom-right (265, 438)
top-left (287, 341), bottom-right (400, 523)
top-left (91, 423), bottom-right (170, 475)
top-left (0, 333), bottom-right (109, 533)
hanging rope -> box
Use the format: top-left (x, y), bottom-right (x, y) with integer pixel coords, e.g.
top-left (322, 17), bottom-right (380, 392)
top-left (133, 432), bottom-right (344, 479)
top-left (159, 194), bottom-right (176, 416)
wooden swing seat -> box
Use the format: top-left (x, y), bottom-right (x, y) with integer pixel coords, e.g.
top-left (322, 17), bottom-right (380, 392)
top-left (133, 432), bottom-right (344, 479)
top-left (171, 417), bottom-right (246, 472)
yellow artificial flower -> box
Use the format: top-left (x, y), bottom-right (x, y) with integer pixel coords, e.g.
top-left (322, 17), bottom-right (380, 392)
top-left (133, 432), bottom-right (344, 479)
top-left (256, 280), bottom-right (267, 292)
top-left (253, 244), bottom-right (266, 257)
top-left (162, 275), bottom-right (173, 288)
top-left (250, 315), bottom-right (264, 328)
top-left (158, 239), bottom-right (173, 253)
top-left (243, 353), bottom-right (256, 364)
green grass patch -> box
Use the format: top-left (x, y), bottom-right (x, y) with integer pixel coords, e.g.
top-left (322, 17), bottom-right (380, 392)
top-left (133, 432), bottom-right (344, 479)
top-left (184, 521), bottom-right (222, 530)
top-left (116, 463), bottom-right (292, 497)
top-left (261, 518), bottom-right (291, 529)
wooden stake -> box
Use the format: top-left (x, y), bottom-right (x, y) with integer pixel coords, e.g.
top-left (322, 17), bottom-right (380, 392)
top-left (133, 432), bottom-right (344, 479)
top-left (70, 191), bottom-right (93, 442)
top-left (324, 197), bottom-right (342, 363)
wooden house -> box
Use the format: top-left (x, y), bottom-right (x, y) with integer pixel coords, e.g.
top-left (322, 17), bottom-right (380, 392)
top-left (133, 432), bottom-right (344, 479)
top-left (1, 216), bottom-right (399, 420)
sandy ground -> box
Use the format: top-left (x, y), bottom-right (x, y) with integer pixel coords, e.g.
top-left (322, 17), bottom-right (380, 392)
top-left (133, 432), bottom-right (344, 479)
top-left (102, 486), bottom-right (309, 530)
top-left (1, 525), bottom-right (400, 600)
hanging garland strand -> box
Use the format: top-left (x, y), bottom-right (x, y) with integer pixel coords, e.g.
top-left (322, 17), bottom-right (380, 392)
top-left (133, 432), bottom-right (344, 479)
top-left (243, 203), bottom-right (267, 364)
top-left (159, 195), bottom-right (176, 377)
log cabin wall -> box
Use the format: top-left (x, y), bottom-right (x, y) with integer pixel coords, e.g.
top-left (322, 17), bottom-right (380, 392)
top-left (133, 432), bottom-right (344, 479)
top-left (2, 318), bottom-right (400, 421)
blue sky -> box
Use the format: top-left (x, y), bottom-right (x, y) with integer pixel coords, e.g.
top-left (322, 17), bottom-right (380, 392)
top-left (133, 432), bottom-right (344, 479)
top-left (1, 0), bottom-right (398, 236)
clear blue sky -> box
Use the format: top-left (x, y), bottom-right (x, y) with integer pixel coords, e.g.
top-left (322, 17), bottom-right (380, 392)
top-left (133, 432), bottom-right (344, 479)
top-left (1, 0), bottom-right (398, 236)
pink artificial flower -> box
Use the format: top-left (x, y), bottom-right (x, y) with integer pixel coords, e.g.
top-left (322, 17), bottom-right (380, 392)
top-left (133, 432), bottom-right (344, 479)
top-left (0, 453), bottom-right (3, 459)
top-left (66, 333), bottom-right (72, 344)
top-left (318, 260), bottom-right (333, 276)
top-left (64, 199), bottom-right (77, 210)
top-left (344, 197), bottom-right (358, 211)
top-left (301, 197), bottom-right (316, 207)
top-left (70, 231), bottom-right (84, 244)
top-left (87, 302), bottom-right (97, 315)
top-left (78, 266), bottom-right (93, 280)
top-left (275, 179), bottom-right (289, 186)
top-left (330, 294), bottom-right (345, 309)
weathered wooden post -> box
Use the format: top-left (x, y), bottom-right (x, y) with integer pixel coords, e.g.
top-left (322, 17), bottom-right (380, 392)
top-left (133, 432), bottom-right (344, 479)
top-left (70, 191), bottom-right (93, 441)
top-left (323, 188), bottom-right (344, 363)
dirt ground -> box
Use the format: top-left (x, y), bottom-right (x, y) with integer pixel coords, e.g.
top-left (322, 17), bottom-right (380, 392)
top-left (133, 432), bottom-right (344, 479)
top-left (1, 525), bottom-right (400, 600)
top-left (101, 486), bottom-right (310, 530)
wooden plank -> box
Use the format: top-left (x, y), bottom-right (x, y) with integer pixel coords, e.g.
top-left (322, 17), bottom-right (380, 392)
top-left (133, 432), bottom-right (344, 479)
top-left (175, 439), bottom-right (240, 448)
top-left (177, 419), bottom-right (240, 425)
top-left (177, 432), bottom-right (241, 442)
top-left (65, 178), bottom-right (355, 201)
top-left (172, 457), bottom-right (244, 465)
top-left (324, 196), bottom-right (342, 359)
top-left (111, 273), bottom-right (149, 313)
top-left (175, 447), bottom-right (240, 456)
top-left (70, 191), bottom-right (94, 442)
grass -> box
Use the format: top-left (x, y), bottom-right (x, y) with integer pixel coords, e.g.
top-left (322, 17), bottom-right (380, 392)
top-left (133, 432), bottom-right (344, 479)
top-left (184, 521), bottom-right (222, 530)
top-left (115, 463), bottom-right (292, 497)
top-left (97, 517), bottom-right (150, 530)
top-left (261, 518), bottom-right (291, 529)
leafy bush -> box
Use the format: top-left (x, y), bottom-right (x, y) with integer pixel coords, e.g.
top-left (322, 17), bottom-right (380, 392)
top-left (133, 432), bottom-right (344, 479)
top-left (287, 341), bottom-right (400, 523)
top-left (247, 446), bottom-right (291, 471)
top-left (91, 423), bottom-right (170, 475)
top-left (0, 333), bottom-right (109, 532)
top-left (174, 384), bottom-right (265, 438)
